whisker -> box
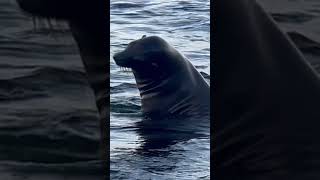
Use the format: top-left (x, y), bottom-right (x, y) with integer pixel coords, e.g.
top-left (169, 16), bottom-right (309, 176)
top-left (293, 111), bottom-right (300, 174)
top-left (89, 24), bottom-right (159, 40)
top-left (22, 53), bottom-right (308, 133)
top-left (47, 18), bottom-right (54, 31)
top-left (118, 66), bottom-right (132, 74)
top-left (29, 15), bottom-right (69, 36)
top-left (32, 16), bottom-right (37, 32)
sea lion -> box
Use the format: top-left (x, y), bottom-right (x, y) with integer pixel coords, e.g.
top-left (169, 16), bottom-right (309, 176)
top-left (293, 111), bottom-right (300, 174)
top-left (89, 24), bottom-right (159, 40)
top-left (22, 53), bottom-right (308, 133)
top-left (16, 0), bottom-right (108, 177)
top-left (213, 0), bottom-right (320, 179)
top-left (113, 35), bottom-right (210, 119)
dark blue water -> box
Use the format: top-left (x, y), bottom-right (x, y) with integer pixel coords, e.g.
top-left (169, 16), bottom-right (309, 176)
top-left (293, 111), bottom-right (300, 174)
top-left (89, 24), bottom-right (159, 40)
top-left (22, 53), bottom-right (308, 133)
top-left (110, 0), bottom-right (210, 179)
top-left (0, 0), bottom-right (102, 179)
top-left (0, 0), bottom-right (319, 179)
top-left (258, 0), bottom-right (320, 73)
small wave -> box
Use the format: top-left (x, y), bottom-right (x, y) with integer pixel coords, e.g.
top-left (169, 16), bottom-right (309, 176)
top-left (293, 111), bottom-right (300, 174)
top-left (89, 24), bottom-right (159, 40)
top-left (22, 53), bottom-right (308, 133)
top-left (111, 82), bottom-right (137, 94)
top-left (137, 10), bottom-right (161, 17)
top-left (0, 160), bottom-right (102, 175)
top-left (111, 2), bottom-right (146, 9)
top-left (0, 80), bottom-right (47, 101)
top-left (0, 33), bottom-right (75, 49)
top-left (111, 101), bottom-right (141, 113)
top-left (200, 72), bottom-right (210, 80)
top-left (271, 12), bottom-right (317, 23)
top-left (195, 65), bottom-right (208, 69)
top-left (0, 109), bottom-right (100, 163)
top-left (8, 66), bottom-right (87, 85)
top-left (0, 66), bottom-right (89, 100)
top-left (288, 31), bottom-right (320, 55)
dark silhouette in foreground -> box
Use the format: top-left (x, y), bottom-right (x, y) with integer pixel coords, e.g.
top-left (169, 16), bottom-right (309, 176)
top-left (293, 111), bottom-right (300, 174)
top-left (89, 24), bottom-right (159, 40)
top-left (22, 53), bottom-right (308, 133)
top-left (16, 0), bottom-right (108, 178)
top-left (213, 0), bottom-right (320, 179)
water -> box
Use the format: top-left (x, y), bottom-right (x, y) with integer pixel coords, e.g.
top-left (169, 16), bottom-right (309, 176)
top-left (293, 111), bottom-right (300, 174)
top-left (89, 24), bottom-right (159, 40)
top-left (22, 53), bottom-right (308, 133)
top-left (110, 0), bottom-right (210, 179)
top-left (0, 0), bottom-right (319, 179)
top-left (258, 0), bottom-right (320, 73)
top-left (0, 0), bottom-right (102, 179)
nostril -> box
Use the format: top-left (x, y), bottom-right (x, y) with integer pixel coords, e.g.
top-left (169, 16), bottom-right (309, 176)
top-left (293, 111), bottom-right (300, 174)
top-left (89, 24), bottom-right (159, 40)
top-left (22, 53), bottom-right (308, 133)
top-left (113, 53), bottom-right (120, 60)
top-left (113, 53), bottom-right (125, 65)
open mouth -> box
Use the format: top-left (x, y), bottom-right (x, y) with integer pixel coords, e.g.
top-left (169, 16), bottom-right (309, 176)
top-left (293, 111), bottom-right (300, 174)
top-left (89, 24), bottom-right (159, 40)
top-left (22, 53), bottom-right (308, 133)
top-left (114, 59), bottom-right (155, 75)
top-left (118, 66), bottom-right (132, 73)
top-left (113, 53), bottom-right (133, 73)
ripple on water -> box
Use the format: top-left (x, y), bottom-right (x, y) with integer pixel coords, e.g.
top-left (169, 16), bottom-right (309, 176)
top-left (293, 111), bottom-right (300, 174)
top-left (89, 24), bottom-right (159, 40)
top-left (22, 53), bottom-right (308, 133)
top-left (110, 0), bottom-right (210, 179)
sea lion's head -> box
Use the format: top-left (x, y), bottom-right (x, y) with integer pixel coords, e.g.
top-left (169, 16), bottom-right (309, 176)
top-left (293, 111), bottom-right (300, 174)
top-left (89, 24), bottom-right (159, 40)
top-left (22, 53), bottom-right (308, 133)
top-left (113, 35), bottom-right (186, 81)
top-left (114, 36), bottom-right (201, 117)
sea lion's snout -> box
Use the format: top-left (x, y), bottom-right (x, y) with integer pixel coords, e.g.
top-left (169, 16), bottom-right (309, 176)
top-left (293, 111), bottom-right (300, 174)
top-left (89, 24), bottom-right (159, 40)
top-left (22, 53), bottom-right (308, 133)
top-left (113, 52), bottom-right (124, 65)
top-left (113, 38), bottom-right (145, 68)
top-left (113, 36), bottom-right (169, 69)
top-left (113, 51), bottom-right (132, 67)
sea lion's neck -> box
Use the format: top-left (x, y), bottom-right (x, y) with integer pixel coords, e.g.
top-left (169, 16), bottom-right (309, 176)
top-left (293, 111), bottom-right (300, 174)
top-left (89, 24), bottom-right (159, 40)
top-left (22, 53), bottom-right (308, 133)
top-left (133, 61), bottom-right (209, 118)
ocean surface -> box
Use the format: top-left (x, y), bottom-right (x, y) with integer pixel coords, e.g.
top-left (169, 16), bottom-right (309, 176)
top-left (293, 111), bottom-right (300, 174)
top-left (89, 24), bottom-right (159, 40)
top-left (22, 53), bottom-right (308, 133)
top-left (0, 0), bottom-right (102, 179)
top-left (0, 0), bottom-right (319, 179)
top-left (110, 0), bottom-right (210, 179)
top-left (258, 0), bottom-right (320, 73)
